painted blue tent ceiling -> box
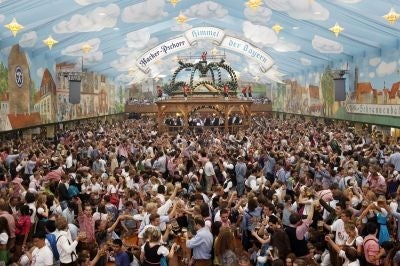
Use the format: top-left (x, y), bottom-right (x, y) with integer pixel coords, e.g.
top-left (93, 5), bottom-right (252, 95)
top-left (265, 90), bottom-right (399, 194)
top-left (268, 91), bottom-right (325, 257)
top-left (0, 0), bottom-right (399, 84)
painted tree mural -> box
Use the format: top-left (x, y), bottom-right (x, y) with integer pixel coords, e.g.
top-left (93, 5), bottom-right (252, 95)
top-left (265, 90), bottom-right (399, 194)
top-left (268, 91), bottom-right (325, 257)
top-left (273, 82), bottom-right (286, 112)
top-left (0, 62), bottom-right (8, 94)
top-left (321, 67), bottom-right (334, 116)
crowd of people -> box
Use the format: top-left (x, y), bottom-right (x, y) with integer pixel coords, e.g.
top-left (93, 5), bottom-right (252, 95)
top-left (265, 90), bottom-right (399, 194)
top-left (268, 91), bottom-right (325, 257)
top-left (0, 115), bottom-right (400, 266)
top-left (165, 114), bottom-right (242, 127)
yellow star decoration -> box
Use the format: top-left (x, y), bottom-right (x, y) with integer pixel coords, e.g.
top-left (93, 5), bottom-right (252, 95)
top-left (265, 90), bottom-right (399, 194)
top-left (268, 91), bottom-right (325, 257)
top-left (176, 12), bottom-right (187, 24)
top-left (43, 36), bottom-right (58, 50)
top-left (81, 44), bottom-right (92, 54)
top-left (272, 24), bottom-right (283, 34)
top-left (4, 18), bottom-right (24, 37)
top-left (383, 8), bottom-right (400, 25)
top-left (246, 0), bottom-right (262, 9)
top-left (169, 0), bottom-right (180, 7)
top-left (330, 22), bottom-right (344, 37)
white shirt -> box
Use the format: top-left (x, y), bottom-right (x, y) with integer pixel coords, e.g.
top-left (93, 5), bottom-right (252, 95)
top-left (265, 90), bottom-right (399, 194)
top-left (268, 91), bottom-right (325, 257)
top-left (331, 219), bottom-right (348, 245)
top-left (204, 160), bottom-right (215, 177)
top-left (93, 212), bottom-right (108, 222)
top-left (0, 232), bottom-right (8, 244)
top-left (65, 155), bottom-right (73, 169)
top-left (89, 182), bottom-right (102, 194)
top-left (28, 202), bottom-right (37, 224)
top-left (55, 230), bottom-right (78, 264)
top-left (31, 246), bottom-right (54, 266)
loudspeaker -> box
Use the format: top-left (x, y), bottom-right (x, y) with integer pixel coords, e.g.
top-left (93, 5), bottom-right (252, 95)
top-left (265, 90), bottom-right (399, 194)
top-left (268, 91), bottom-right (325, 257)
top-left (69, 81), bottom-right (81, 104)
top-left (334, 78), bottom-right (346, 101)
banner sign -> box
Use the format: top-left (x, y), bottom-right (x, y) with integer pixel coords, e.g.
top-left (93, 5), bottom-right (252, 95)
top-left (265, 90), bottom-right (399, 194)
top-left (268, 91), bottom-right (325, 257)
top-left (137, 37), bottom-right (190, 73)
top-left (220, 36), bottom-right (274, 72)
top-left (184, 27), bottom-right (225, 45)
top-left (346, 103), bottom-right (400, 117)
top-left (136, 27), bottom-right (274, 73)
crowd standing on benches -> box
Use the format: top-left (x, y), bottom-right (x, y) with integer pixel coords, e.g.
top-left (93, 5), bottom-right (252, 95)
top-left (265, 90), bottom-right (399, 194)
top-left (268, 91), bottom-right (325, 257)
top-left (1, 116), bottom-right (400, 266)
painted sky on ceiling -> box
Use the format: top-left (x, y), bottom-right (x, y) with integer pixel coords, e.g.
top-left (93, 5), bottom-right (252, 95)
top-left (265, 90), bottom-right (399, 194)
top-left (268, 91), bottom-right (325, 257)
top-left (0, 0), bottom-right (399, 86)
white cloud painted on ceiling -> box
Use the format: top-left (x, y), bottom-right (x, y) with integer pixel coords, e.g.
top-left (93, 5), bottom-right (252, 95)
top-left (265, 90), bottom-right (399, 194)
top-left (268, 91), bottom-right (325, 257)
top-left (312, 35), bottom-right (343, 54)
top-left (265, 0), bottom-right (330, 20)
top-left (53, 4), bottom-right (120, 33)
top-left (122, 0), bottom-right (167, 23)
top-left (19, 31), bottom-right (37, 48)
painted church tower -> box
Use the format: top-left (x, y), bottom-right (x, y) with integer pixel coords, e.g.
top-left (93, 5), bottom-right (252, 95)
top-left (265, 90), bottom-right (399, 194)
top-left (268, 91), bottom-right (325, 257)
top-left (8, 44), bottom-right (31, 114)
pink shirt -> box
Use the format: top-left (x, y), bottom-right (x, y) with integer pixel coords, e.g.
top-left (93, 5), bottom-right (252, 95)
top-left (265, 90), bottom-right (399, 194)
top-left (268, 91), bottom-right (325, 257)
top-left (0, 211), bottom-right (15, 238)
top-left (367, 173), bottom-right (387, 195)
top-left (77, 213), bottom-right (95, 243)
top-left (363, 235), bottom-right (379, 265)
top-left (316, 190), bottom-right (333, 202)
top-left (296, 218), bottom-right (313, 240)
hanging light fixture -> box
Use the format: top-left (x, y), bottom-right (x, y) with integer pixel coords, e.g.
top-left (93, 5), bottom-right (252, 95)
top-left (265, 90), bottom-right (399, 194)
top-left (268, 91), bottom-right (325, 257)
top-left (383, 8), bottom-right (400, 25)
top-left (81, 44), bottom-right (92, 54)
top-left (169, 0), bottom-right (180, 7)
top-left (4, 18), bottom-right (24, 37)
top-left (272, 24), bottom-right (283, 34)
top-left (330, 22), bottom-right (344, 37)
top-left (176, 12), bottom-right (187, 24)
top-left (246, 0), bottom-right (262, 9)
top-left (43, 36), bottom-right (58, 50)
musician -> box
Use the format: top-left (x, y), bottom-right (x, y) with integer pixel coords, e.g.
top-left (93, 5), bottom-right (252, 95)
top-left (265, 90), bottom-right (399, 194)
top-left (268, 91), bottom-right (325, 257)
top-left (204, 115), bottom-right (212, 127)
top-left (241, 86), bottom-right (247, 99)
top-left (228, 115), bottom-right (233, 126)
top-left (183, 85), bottom-right (190, 100)
top-left (247, 85), bottom-right (252, 99)
top-left (232, 114), bottom-right (240, 125)
top-left (157, 85), bottom-right (163, 98)
top-left (223, 84), bottom-right (229, 101)
top-left (212, 116), bottom-right (220, 127)
top-left (201, 51), bottom-right (207, 61)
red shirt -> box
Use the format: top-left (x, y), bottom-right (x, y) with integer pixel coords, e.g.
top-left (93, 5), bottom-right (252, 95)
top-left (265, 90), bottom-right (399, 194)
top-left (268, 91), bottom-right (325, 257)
top-left (15, 215), bottom-right (31, 236)
top-left (224, 85), bottom-right (228, 93)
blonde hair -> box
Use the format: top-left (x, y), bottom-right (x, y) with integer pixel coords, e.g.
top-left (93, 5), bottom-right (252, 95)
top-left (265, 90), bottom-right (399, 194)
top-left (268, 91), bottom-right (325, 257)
top-left (344, 221), bottom-right (356, 232)
top-left (145, 227), bottom-right (161, 243)
top-left (146, 202), bottom-right (158, 213)
top-left (37, 193), bottom-right (47, 206)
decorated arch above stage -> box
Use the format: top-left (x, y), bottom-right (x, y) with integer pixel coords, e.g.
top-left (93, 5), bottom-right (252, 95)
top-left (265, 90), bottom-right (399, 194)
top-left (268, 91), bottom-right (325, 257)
top-left (166, 59), bottom-right (238, 96)
top-left (189, 105), bottom-right (225, 117)
top-left (136, 27), bottom-right (274, 74)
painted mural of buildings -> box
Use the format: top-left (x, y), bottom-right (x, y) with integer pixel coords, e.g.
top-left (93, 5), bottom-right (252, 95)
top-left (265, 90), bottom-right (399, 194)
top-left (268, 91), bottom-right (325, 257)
top-left (308, 85), bottom-right (323, 115)
top-left (0, 93), bottom-right (10, 130)
top-left (34, 69), bottom-right (57, 124)
top-left (0, 44), bottom-right (42, 131)
top-left (388, 82), bottom-right (400, 104)
top-left (355, 81), bottom-right (400, 105)
top-left (54, 63), bottom-right (115, 122)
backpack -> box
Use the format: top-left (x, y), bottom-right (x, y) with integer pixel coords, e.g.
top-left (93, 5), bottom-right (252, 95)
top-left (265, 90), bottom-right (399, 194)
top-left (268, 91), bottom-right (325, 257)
top-left (46, 233), bottom-right (60, 261)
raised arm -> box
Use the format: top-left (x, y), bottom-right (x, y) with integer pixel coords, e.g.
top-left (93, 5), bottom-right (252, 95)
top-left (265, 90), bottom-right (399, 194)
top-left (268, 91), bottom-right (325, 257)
top-left (325, 235), bottom-right (341, 253)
